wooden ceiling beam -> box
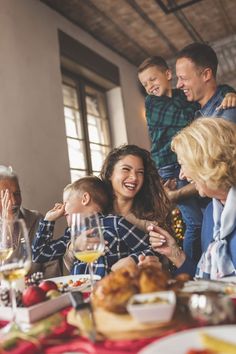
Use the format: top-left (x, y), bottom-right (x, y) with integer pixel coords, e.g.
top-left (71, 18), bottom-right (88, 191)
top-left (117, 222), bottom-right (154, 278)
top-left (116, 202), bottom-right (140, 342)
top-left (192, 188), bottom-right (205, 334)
top-left (170, 1), bottom-right (204, 43)
top-left (216, 0), bottom-right (235, 35)
top-left (86, 0), bottom-right (150, 61)
top-left (126, 0), bottom-right (177, 54)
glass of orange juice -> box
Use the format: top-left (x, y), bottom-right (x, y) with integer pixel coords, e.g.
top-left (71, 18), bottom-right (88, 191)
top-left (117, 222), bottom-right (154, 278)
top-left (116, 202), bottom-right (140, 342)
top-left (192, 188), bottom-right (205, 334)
top-left (71, 213), bottom-right (105, 290)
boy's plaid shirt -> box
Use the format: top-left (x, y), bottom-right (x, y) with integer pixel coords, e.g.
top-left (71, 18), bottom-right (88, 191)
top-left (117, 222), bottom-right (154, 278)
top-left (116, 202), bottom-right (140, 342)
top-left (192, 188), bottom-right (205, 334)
top-left (145, 89), bottom-right (198, 168)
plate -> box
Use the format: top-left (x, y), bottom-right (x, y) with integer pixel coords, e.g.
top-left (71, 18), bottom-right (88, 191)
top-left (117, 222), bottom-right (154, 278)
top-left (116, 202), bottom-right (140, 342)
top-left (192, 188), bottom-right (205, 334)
top-left (47, 274), bottom-right (101, 292)
top-left (219, 276), bottom-right (236, 283)
top-left (139, 325), bottom-right (236, 354)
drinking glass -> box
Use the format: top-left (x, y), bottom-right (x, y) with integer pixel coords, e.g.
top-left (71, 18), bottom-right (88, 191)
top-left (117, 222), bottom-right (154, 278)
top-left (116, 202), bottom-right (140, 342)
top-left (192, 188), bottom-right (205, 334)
top-left (0, 218), bottom-right (31, 334)
top-left (71, 213), bottom-right (105, 290)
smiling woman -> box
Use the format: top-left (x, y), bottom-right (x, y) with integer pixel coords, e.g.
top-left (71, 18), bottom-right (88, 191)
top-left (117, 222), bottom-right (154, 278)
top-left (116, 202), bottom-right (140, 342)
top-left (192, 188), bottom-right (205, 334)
top-left (100, 144), bottom-right (171, 229)
top-left (99, 145), bottom-right (172, 270)
top-left (149, 117), bottom-right (236, 280)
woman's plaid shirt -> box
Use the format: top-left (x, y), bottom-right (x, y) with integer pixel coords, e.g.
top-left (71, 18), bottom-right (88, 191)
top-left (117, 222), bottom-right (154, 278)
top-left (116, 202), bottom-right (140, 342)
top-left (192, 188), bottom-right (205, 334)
top-left (32, 214), bottom-right (158, 277)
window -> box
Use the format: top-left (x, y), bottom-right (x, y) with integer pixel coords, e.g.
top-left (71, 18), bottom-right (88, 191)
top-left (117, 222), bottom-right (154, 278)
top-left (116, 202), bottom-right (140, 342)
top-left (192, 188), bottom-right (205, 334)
top-left (62, 74), bottom-right (111, 182)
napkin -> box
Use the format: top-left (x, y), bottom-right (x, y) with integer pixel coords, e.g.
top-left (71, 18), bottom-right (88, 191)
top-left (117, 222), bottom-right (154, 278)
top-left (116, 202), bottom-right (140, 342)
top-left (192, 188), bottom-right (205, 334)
top-left (0, 309), bottom-right (76, 353)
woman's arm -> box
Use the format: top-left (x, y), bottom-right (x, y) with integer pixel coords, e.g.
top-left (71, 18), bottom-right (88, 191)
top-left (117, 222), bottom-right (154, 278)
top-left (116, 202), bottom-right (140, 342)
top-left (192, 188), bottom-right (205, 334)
top-left (110, 217), bottom-right (161, 271)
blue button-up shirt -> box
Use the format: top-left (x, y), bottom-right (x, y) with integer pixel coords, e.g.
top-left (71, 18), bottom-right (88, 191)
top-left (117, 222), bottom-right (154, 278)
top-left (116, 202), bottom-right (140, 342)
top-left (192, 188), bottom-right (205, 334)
top-left (195, 85), bottom-right (236, 123)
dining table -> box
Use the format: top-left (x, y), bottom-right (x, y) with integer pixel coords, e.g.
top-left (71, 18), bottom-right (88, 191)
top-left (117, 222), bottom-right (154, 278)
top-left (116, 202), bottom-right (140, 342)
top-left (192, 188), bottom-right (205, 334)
top-left (0, 288), bottom-right (236, 354)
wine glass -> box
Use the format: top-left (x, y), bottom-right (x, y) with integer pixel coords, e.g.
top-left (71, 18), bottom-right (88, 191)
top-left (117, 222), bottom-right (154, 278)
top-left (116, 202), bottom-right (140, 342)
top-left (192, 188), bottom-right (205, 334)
top-left (0, 218), bottom-right (31, 334)
top-left (71, 213), bottom-right (105, 290)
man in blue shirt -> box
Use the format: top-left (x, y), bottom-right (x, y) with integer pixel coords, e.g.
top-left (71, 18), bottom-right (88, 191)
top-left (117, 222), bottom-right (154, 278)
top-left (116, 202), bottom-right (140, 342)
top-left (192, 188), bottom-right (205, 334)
top-left (176, 42), bottom-right (236, 123)
top-left (168, 42), bottom-right (236, 207)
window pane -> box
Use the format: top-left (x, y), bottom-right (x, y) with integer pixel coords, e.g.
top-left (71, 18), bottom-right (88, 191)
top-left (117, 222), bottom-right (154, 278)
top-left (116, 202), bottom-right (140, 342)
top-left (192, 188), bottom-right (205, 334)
top-left (90, 143), bottom-right (110, 172)
top-left (67, 138), bottom-right (87, 170)
top-left (64, 107), bottom-right (83, 139)
top-left (86, 94), bottom-right (100, 116)
top-left (92, 171), bottom-right (100, 177)
top-left (87, 115), bottom-right (110, 145)
top-left (70, 169), bottom-right (86, 182)
top-left (85, 86), bottom-right (107, 119)
top-left (63, 84), bottom-right (79, 109)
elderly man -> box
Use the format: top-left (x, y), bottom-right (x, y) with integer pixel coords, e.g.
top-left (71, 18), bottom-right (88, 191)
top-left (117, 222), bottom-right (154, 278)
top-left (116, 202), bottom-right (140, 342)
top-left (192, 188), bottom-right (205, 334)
top-left (0, 165), bottom-right (61, 278)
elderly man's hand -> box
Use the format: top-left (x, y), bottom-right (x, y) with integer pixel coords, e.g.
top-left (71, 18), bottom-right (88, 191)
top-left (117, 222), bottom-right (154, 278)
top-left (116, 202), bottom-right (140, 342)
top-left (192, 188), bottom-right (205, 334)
top-left (0, 189), bottom-right (14, 219)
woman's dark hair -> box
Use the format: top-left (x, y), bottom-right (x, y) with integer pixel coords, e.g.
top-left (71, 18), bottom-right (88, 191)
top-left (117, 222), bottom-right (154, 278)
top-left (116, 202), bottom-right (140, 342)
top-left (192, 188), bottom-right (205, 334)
top-left (100, 144), bottom-right (171, 228)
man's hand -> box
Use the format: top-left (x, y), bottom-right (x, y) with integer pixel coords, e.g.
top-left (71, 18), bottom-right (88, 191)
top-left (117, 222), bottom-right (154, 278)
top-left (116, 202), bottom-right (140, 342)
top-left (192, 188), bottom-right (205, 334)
top-left (164, 180), bottom-right (198, 203)
top-left (44, 203), bottom-right (65, 222)
top-left (164, 179), bottom-right (178, 203)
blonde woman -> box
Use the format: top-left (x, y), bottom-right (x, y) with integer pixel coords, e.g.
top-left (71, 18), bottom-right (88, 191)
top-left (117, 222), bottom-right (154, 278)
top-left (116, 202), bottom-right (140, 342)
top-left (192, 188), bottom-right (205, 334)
top-left (149, 117), bottom-right (236, 279)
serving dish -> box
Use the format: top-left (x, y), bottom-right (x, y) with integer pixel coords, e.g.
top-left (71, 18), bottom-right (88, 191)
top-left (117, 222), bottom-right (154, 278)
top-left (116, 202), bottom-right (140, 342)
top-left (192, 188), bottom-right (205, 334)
top-left (0, 292), bottom-right (71, 323)
top-left (127, 290), bottom-right (176, 324)
top-left (182, 279), bottom-right (236, 299)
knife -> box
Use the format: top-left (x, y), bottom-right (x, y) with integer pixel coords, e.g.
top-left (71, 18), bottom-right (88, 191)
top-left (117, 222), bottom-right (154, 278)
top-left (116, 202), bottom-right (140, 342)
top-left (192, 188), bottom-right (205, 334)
top-left (69, 291), bottom-right (97, 342)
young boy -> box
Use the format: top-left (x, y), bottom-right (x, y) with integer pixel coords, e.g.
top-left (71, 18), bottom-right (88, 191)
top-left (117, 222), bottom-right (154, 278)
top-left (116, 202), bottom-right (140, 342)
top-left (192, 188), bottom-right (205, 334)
top-left (32, 176), bottom-right (159, 277)
top-left (138, 56), bottom-right (236, 262)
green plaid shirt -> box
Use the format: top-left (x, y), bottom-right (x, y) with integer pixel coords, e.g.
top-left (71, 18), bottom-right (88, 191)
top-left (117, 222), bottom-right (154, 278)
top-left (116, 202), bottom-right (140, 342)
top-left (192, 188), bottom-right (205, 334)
top-left (145, 89), bottom-right (199, 168)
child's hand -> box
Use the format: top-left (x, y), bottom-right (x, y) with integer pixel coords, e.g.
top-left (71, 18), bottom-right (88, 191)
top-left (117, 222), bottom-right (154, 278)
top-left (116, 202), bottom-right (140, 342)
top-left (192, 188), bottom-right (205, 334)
top-left (44, 203), bottom-right (65, 222)
top-left (216, 92), bottom-right (236, 111)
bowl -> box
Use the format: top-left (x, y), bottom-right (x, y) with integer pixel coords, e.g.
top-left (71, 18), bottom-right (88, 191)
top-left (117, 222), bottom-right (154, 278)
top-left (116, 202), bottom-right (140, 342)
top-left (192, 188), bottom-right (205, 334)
top-left (188, 291), bottom-right (235, 325)
top-left (127, 291), bottom-right (176, 324)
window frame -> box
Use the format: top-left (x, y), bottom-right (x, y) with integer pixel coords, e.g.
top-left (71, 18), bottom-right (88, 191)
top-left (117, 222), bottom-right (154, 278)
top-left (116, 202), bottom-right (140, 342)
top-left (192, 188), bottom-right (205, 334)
top-left (62, 68), bottom-right (112, 179)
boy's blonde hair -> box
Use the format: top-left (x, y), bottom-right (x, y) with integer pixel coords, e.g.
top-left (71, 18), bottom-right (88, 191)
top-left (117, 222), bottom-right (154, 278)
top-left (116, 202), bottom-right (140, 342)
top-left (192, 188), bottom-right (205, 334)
top-left (138, 56), bottom-right (169, 74)
top-left (69, 176), bottom-right (110, 213)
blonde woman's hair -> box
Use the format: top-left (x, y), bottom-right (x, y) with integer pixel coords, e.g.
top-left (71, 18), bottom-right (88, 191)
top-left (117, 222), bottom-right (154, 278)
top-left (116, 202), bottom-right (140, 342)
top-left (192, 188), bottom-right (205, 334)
top-left (171, 117), bottom-right (236, 191)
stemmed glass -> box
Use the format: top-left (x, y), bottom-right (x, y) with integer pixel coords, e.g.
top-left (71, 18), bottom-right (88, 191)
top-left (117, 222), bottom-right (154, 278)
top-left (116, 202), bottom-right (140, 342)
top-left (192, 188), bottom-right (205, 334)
top-left (71, 213), bottom-right (105, 290)
top-left (0, 218), bottom-right (31, 334)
